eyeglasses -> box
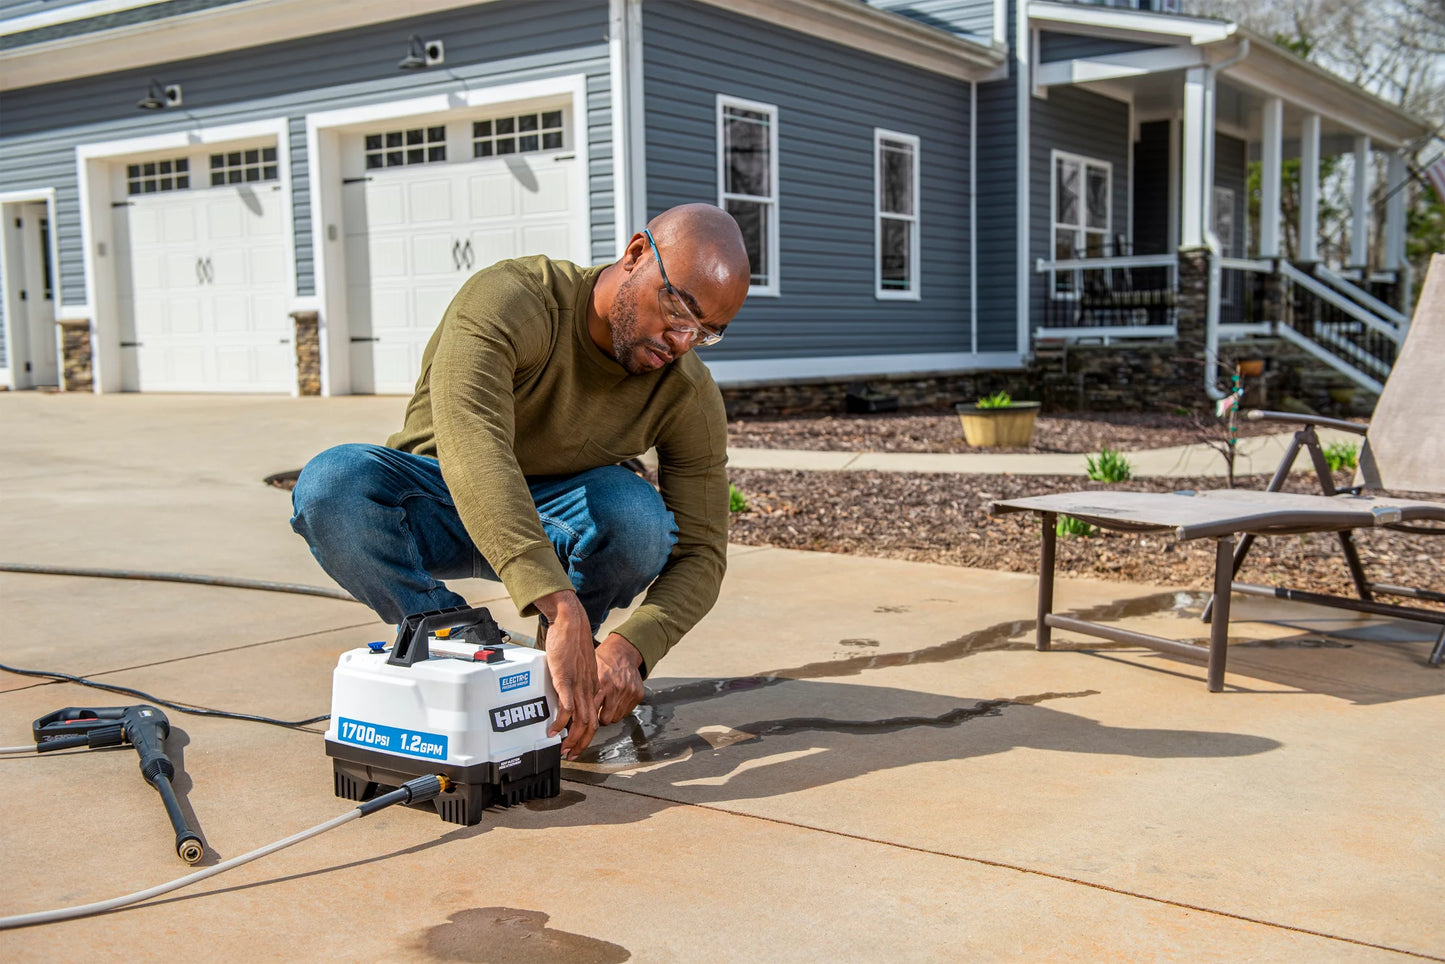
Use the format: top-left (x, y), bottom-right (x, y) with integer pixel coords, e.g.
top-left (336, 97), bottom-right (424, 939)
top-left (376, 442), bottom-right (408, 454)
top-left (644, 228), bottom-right (724, 348)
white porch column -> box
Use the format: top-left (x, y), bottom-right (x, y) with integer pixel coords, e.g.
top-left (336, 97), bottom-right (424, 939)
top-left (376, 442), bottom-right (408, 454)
top-left (1350, 136), bottom-right (1371, 268)
top-left (1259, 97), bottom-right (1283, 258)
top-left (1384, 152), bottom-right (1407, 272)
top-left (1299, 114), bottom-right (1321, 262)
top-left (1180, 66), bottom-right (1215, 248)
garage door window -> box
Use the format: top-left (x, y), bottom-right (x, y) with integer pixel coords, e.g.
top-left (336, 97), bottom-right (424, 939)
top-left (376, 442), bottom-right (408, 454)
top-left (209, 147), bottom-right (279, 186)
top-left (127, 158), bottom-right (190, 194)
top-left (473, 110), bottom-right (565, 157)
top-left (365, 127), bottom-right (447, 169)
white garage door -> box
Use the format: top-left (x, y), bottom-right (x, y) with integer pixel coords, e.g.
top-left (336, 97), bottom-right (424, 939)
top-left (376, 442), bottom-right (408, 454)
top-left (113, 147), bottom-right (293, 393)
top-left (343, 107), bottom-right (582, 394)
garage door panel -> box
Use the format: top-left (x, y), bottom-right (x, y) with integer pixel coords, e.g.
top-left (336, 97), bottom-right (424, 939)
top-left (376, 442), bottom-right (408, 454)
top-left (212, 296), bottom-right (249, 333)
top-left (521, 224), bottom-right (572, 258)
top-left (168, 297), bottom-right (205, 335)
top-left (468, 171), bottom-right (520, 219)
top-left (250, 246), bottom-right (288, 286)
top-left (521, 169), bottom-right (571, 215)
top-left (467, 228), bottom-right (520, 268)
top-left (209, 247), bottom-right (247, 288)
top-left (161, 204), bottom-right (196, 243)
top-left (252, 292), bottom-right (290, 332)
top-left (366, 182), bottom-right (407, 227)
top-left (366, 237), bottom-right (409, 279)
top-left (215, 346), bottom-right (252, 385)
top-left (407, 179), bottom-right (455, 223)
top-left (410, 233), bottom-right (457, 276)
top-left (206, 198), bottom-right (245, 241)
top-left (372, 288), bottom-right (410, 327)
top-left (373, 345), bottom-right (418, 394)
top-left (411, 286), bottom-right (454, 332)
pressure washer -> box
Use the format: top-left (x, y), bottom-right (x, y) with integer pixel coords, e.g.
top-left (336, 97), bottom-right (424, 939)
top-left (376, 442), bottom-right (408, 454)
top-left (325, 604), bottom-right (563, 825)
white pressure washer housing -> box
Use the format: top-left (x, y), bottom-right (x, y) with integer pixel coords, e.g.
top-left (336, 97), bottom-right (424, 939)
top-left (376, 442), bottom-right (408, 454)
top-left (324, 606), bottom-right (561, 825)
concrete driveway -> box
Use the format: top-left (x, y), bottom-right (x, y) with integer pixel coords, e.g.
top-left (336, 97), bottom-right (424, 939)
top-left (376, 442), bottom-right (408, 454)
top-left (0, 392), bottom-right (1440, 961)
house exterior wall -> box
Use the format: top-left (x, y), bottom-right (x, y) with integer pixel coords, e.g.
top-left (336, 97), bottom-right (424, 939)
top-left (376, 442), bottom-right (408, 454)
top-left (641, 0), bottom-right (980, 369)
top-left (864, 0), bottom-right (996, 38)
top-left (0, 0), bottom-right (613, 319)
top-left (1029, 84), bottom-right (1131, 327)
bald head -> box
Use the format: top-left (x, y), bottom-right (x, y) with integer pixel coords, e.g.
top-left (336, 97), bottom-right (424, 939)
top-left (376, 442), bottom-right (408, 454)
top-left (644, 203), bottom-right (751, 323)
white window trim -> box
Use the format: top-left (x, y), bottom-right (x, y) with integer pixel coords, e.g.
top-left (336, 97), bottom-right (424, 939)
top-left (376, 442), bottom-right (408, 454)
top-left (1048, 148), bottom-right (1112, 301)
top-left (875, 128), bottom-right (921, 301)
top-left (716, 94), bottom-right (780, 297)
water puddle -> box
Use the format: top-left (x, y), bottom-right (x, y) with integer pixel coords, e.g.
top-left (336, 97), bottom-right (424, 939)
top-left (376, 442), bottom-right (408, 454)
top-left (416, 907), bottom-right (629, 963)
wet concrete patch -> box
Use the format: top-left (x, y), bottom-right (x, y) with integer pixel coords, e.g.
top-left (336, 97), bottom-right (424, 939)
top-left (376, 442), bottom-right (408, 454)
top-left (417, 907), bottom-right (629, 963)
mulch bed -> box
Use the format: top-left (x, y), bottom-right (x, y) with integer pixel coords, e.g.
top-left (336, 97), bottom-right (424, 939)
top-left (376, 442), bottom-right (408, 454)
top-left (727, 409), bottom-right (1283, 455)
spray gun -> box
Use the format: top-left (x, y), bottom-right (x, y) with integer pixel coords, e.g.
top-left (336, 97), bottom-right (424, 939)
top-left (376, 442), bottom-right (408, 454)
top-left (31, 706), bottom-right (205, 864)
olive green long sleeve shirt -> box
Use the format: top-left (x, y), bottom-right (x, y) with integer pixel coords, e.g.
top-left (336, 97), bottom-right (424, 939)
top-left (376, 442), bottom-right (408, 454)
top-left (386, 256), bottom-right (729, 674)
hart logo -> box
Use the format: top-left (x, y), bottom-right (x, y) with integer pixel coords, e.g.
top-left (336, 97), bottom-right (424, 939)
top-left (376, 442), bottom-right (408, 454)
top-left (499, 671), bottom-right (530, 692)
top-left (490, 696), bottom-right (550, 732)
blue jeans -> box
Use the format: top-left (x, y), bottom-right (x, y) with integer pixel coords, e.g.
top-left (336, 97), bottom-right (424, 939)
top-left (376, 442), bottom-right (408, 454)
top-left (289, 444), bottom-right (677, 632)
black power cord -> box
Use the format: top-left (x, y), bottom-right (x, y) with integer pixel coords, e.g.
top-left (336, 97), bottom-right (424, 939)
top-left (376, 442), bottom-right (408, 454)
top-left (0, 663), bottom-right (328, 730)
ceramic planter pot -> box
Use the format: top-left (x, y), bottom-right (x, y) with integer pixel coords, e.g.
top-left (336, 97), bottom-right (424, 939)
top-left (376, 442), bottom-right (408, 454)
top-left (956, 401), bottom-right (1041, 447)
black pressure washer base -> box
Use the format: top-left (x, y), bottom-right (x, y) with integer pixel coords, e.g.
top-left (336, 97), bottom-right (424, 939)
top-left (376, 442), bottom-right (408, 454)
top-left (326, 741), bottom-right (561, 826)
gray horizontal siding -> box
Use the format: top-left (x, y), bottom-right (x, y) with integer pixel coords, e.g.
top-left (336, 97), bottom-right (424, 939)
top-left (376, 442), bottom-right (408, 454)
top-left (1038, 31), bottom-right (1167, 62)
top-left (864, 0), bottom-right (995, 38)
top-left (643, 0), bottom-right (976, 364)
top-left (1030, 84), bottom-right (1131, 329)
top-left (0, 0), bottom-right (613, 311)
top-left (0, 0), bottom-right (248, 49)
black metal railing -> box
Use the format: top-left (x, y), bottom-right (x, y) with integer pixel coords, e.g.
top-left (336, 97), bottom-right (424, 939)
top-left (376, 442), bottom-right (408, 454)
top-left (1281, 272), bottom-right (1398, 381)
top-left (1039, 253), bottom-right (1177, 330)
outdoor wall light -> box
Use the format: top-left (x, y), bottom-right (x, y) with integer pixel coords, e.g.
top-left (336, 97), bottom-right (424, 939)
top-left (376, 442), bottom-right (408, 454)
top-left (398, 34), bottom-right (444, 69)
top-left (137, 79), bottom-right (182, 110)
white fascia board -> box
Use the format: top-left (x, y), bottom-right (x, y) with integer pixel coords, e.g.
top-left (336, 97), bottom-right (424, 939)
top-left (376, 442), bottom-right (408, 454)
top-left (1029, 1), bottom-right (1234, 45)
top-left (691, 0), bottom-right (1005, 80)
top-left (705, 352), bottom-right (1025, 386)
top-left (1036, 44), bottom-right (1206, 87)
top-left (0, 0), bottom-right (501, 90)
top-left (1222, 35), bottom-right (1431, 148)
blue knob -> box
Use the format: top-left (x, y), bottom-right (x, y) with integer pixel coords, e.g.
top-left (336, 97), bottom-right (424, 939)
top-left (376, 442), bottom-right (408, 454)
top-left (367, 641), bottom-right (387, 653)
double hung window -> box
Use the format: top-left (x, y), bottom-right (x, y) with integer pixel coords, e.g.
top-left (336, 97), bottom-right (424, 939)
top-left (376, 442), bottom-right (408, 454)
top-left (717, 96), bottom-right (778, 295)
top-left (876, 130), bottom-right (920, 299)
top-left (1051, 151), bottom-right (1111, 297)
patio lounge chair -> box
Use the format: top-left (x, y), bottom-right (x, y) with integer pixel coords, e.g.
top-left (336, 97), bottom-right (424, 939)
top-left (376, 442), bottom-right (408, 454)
top-left (990, 254), bottom-right (1445, 691)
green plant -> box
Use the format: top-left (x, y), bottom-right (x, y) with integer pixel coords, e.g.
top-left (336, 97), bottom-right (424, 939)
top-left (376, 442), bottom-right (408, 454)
top-left (1086, 446), bottom-right (1133, 482)
top-left (729, 482), bottom-right (749, 513)
top-left (1056, 515), bottom-right (1094, 538)
top-left (1323, 441), bottom-right (1359, 472)
top-left (976, 390), bottom-right (1013, 409)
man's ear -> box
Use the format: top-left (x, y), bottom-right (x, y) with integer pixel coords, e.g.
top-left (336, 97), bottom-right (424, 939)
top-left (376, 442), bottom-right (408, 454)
top-left (622, 233), bottom-right (648, 271)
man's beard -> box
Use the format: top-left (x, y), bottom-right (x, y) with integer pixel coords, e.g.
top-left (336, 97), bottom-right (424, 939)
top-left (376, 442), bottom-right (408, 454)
top-left (609, 274), bottom-right (674, 375)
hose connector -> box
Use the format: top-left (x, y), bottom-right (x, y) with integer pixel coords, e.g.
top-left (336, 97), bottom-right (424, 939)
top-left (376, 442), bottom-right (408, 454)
top-left (356, 774), bottom-right (449, 816)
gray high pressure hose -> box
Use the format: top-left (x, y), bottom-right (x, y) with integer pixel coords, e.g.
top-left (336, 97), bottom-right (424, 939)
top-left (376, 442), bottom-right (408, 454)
top-left (0, 563), bottom-right (359, 601)
top-left (0, 775), bottom-right (448, 929)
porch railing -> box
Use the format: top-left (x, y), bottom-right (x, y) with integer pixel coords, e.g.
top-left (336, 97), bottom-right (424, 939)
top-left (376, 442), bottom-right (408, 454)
top-left (1033, 254), bottom-right (1177, 339)
top-left (1034, 253), bottom-right (1405, 394)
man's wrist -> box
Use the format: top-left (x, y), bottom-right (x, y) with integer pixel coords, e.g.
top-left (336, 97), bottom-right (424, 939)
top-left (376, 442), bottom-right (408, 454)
top-left (598, 632), bottom-right (643, 670)
top-left (533, 588), bottom-right (583, 624)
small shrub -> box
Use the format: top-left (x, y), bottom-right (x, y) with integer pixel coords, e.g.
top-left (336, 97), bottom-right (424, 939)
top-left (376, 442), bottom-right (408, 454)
top-left (1056, 515), bottom-right (1095, 538)
top-left (1086, 446), bottom-right (1133, 482)
top-left (1323, 441), bottom-right (1358, 472)
top-left (729, 482), bottom-right (749, 513)
top-left (976, 390), bottom-right (1013, 409)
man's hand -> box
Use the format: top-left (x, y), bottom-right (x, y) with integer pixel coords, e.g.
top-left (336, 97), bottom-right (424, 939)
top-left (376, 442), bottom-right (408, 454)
top-left (534, 590), bottom-right (598, 760)
top-left (595, 634), bottom-right (645, 725)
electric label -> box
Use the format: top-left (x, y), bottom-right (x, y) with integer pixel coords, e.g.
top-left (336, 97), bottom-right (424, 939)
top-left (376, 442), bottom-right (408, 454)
top-left (499, 671), bottom-right (530, 692)
top-left (336, 717), bottom-right (449, 760)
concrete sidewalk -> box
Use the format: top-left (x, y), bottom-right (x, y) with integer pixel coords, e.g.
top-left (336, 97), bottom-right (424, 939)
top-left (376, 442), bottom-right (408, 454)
top-left (1, 392), bottom-right (1440, 962)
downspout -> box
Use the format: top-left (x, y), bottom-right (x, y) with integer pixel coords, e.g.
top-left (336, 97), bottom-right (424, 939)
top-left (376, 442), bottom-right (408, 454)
top-left (1201, 37), bottom-right (1249, 400)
